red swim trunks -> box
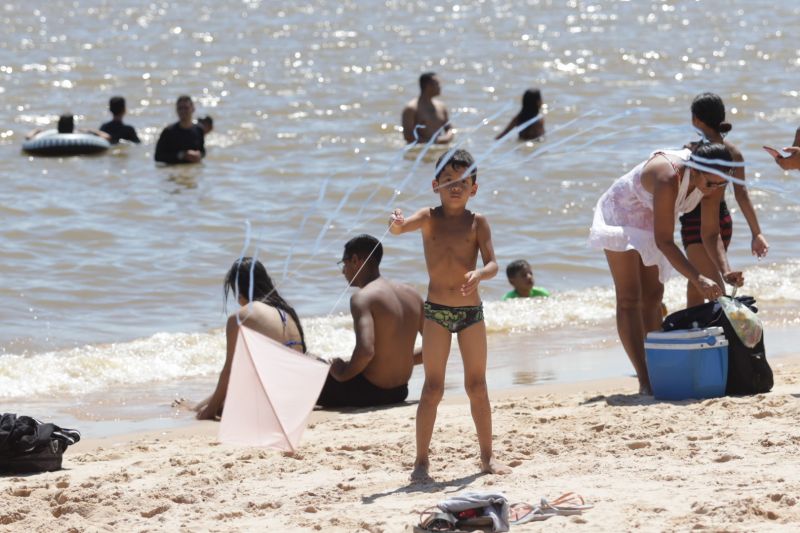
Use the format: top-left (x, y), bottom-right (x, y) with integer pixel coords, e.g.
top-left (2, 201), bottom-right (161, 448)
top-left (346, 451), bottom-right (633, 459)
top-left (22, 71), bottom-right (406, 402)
top-left (679, 200), bottom-right (733, 250)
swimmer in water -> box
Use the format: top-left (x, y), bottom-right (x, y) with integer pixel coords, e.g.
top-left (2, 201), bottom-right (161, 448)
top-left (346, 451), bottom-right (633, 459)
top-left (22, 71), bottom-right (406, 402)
top-left (26, 113), bottom-right (111, 141)
top-left (495, 89), bottom-right (545, 141)
top-left (401, 72), bottom-right (453, 145)
top-left (100, 96), bottom-right (140, 144)
top-left (154, 95), bottom-right (206, 164)
top-left (502, 259), bottom-right (550, 300)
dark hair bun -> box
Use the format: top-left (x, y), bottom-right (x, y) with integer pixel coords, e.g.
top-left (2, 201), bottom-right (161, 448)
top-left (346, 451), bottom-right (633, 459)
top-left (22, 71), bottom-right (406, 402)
top-left (718, 121), bottom-right (732, 134)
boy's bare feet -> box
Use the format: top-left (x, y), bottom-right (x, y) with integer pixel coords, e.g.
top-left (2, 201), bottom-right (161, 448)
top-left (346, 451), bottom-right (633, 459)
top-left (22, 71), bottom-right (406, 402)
top-left (481, 456), bottom-right (512, 475)
top-left (410, 461), bottom-right (433, 482)
top-left (638, 383), bottom-right (653, 396)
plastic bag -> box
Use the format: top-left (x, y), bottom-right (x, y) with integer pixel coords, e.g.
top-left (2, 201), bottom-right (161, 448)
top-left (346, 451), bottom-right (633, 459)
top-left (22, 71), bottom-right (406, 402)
top-left (718, 296), bottom-right (763, 348)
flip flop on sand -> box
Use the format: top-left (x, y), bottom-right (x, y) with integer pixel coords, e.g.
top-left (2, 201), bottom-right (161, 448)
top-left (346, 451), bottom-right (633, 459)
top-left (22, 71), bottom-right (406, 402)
top-left (509, 492), bottom-right (593, 525)
top-left (508, 502), bottom-right (558, 525)
top-left (544, 492), bottom-right (594, 514)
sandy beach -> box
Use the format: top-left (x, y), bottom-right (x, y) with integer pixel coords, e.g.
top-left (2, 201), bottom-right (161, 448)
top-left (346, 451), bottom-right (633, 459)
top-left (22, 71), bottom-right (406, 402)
top-left (3, 357), bottom-right (798, 532)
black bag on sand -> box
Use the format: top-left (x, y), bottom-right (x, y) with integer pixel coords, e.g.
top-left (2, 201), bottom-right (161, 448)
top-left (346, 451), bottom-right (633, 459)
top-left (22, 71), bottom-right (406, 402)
top-left (0, 414), bottom-right (81, 474)
top-left (662, 296), bottom-right (773, 395)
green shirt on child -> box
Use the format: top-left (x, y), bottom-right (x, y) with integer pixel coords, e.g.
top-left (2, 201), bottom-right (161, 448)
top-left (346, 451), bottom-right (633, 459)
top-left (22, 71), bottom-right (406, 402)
top-left (502, 287), bottom-right (550, 300)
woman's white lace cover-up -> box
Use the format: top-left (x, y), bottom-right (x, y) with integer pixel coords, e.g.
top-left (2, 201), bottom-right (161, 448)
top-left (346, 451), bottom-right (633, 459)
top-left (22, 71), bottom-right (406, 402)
top-left (589, 149), bottom-right (703, 283)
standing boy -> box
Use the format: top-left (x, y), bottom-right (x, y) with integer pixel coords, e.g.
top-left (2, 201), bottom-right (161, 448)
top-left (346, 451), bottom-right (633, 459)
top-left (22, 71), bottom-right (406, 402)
top-left (389, 149), bottom-right (511, 481)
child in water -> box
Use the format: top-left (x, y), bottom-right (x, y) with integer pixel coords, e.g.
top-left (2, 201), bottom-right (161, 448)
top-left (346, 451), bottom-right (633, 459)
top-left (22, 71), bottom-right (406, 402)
top-left (389, 149), bottom-right (511, 481)
top-left (503, 259), bottom-right (550, 300)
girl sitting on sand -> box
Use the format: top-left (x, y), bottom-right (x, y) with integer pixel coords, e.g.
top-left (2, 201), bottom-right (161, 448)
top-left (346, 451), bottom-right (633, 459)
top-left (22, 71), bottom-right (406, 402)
top-left (495, 88), bottom-right (545, 141)
top-left (589, 142), bottom-right (744, 395)
top-left (680, 93), bottom-right (768, 307)
top-left (195, 257), bottom-right (306, 420)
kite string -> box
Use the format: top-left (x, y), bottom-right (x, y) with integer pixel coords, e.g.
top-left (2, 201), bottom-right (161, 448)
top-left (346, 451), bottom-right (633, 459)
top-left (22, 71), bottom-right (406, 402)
top-left (243, 105), bottom-right (798, 321)
top-left (323, 224), bottom-right (395, 320)
top-left (283, 106), bottom-right (601, 309)
top-left (320, 105), bottom-right (553, 318)
top-left (279, 107), bottom-right (645, 292)
top-left (485, 109), bottom-right (599, 169)
top-left (233, 220), bottom-right (252, 326)
top-left (272, 103), bottom-right (512, 307)
top-left (488, 107), bottom-right (647, 171)
top-left (285, 115), bottom-right (454, 278)
top-left (348, 117), bottom-right (460, 233)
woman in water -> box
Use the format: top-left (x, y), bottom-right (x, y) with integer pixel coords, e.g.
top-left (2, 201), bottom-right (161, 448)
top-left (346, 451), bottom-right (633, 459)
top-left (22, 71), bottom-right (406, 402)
top-left (495, 88), bottom-right (545, 141)
top-left (680, 93), bottom-right (768, 307)
top-left (195, 257), bottom-right (306, 420)
top-left (589, 143), bottom-right (744, 395)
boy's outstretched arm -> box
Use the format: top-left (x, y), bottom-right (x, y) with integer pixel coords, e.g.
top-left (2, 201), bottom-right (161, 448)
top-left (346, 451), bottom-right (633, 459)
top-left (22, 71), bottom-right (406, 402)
top-left (461, 214), bottom-right (498, 295)
top-left (389, 207), bottom-right (428, 235)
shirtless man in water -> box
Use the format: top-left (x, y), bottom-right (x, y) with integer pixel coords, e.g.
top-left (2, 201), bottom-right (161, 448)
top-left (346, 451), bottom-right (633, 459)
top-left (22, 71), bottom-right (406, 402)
top-left (317, 234), bottom-right (424, 408)
top-left (402, 72), bottom-right (454, 144)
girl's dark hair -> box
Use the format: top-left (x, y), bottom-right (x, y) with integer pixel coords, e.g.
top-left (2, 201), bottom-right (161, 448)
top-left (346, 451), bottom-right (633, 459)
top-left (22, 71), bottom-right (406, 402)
top-left (223, 257), bottom-right (306, 352)
top-left (691, 92), bottom-right (732, 134)
top-left (516, 89), bottom-right (543, 128)
top-left (690, 142), bottom-right (733, 174)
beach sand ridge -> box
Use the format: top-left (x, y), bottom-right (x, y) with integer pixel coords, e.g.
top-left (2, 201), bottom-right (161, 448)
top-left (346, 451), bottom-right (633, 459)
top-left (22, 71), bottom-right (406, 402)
top-left (2, 359), bottom-right (799, 532)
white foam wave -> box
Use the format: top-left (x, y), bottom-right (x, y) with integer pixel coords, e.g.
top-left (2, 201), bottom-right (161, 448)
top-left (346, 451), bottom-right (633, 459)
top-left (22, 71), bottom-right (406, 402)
top-left (0, 332), bottom-right (225, 399)
top-left (2, 261), bottom-right (798, 400)
top-left (486, 260), bottom-right (800, 333)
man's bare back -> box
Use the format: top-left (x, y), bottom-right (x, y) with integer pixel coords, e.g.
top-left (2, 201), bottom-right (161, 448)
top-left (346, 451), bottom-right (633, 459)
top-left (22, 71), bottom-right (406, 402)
top-left (356, 277), bottom-right (423, 389)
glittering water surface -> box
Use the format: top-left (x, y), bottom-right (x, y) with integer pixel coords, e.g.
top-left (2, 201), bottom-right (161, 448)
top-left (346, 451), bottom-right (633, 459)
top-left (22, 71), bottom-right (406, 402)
top-left (1, 1), bottom-right (799, 421)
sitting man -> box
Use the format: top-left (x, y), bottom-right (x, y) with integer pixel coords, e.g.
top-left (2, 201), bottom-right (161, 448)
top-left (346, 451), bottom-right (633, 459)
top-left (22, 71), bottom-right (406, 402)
top-left (154, 95), bottom-right (205, 164)
top-left (318, 234), bottom-right (424, 408)
top-left (401, 72), bottom-right (454, 144)
top-left (100, 96), bottom-right (140, 144)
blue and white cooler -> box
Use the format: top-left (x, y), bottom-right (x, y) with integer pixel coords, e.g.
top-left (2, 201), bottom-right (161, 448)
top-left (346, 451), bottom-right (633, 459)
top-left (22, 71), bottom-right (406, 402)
top-left (644, 327), bottom-right (728, 400)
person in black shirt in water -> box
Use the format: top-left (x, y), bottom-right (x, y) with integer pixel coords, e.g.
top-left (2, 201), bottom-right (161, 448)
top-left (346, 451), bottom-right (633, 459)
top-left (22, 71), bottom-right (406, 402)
top-left (154, 95), bottom-right (205, 164)
top-left (99, 96), bottom-right (140, 144)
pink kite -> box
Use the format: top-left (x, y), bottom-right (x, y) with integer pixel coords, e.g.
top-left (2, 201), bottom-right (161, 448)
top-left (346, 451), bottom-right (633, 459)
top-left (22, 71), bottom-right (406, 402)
top-left (219, 325), bottom-right (329, 452)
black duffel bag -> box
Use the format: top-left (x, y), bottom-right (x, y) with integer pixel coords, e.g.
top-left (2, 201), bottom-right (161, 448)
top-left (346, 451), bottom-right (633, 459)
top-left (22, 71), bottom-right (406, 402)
top-left (0, 414), bottom-right (81, 474)
top-left (662, 296), bottom-right (773, 395)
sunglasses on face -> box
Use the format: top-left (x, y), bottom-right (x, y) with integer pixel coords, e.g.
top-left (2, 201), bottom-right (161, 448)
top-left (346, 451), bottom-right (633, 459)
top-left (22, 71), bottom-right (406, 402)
top-left (337, 256), bottom-right (351, 268)
top-left (703, 176), bottom-right (729, 189)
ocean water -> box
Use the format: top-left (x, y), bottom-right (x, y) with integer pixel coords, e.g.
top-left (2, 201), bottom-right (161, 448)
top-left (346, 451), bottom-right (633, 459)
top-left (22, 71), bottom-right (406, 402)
top-left (1, 0), bottom-right (799, 432)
